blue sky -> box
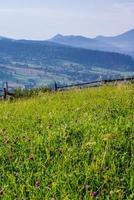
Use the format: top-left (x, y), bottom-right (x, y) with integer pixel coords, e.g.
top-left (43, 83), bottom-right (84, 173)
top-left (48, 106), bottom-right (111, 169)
top-left (0, 0), bottom-right (134, 39)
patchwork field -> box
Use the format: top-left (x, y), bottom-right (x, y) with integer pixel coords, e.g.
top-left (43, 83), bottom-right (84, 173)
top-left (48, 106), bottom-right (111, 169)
top-left (0, 83), bottom-right (133, 199)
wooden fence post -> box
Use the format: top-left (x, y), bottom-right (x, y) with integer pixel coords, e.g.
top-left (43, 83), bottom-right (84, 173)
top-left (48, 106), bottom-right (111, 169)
top-left (54, 82), bottom-right (58, 91)
top-left (6, 82), bottom-right (8, 92)
top-left (3, 88), bottom-right (7, 100)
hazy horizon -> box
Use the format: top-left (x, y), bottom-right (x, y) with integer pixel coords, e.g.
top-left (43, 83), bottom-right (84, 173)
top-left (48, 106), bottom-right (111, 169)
top-left (0, 0), bottom-right (134, 40)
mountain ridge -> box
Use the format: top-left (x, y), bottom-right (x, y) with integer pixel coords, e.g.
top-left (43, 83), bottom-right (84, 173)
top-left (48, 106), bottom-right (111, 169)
top-left (50, 29), bottom-right (134, 57)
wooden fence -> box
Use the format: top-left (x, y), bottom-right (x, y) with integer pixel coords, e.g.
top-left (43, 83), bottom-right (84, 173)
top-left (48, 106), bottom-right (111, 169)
top-left (57, 76), bottom-right (134, 91)
top-left (0, 76), bottom-right (134, 100)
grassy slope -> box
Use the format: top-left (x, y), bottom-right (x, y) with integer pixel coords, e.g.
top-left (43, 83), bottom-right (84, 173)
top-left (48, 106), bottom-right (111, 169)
top-left (0, 84), bottom-right (134, 200)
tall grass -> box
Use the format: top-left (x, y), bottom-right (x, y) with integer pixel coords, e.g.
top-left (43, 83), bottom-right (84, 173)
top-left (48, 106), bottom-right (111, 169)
top-left (14, 87), bottom-right (51, 98)
top-left (0, 83), bottom-right (133, 199)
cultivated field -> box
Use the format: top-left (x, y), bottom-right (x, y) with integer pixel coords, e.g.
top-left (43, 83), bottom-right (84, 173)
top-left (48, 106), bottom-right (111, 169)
top-left (0, 83), bottom-right (133, 199)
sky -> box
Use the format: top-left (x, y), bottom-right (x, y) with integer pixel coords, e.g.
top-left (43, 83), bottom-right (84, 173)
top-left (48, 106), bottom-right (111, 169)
top-left (0, 0), bottom-right (134, 40)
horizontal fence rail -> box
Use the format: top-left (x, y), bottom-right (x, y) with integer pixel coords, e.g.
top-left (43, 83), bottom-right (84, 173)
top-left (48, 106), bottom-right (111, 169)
top-left (57, 76), bottom-right (134, 91)
top-left (0, 76), bottom-right (134, 100)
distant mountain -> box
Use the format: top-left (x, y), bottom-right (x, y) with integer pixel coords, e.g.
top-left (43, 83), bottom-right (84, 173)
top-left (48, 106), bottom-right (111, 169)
top-left (49, 34), bottom-right (120, 52)
top-left (50, 29), bottom-right (134, 58)
top-left (96, 29), bottom-right (134, 56)
top-left (0, 36), bottom-right (8, 41)
top-left (0, 36), bottom-right (14, 41)
top-left (0, 37), bottom-right (134, 88)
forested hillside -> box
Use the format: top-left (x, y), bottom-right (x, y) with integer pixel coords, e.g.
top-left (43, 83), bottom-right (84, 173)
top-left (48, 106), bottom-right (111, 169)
top-left (0, 38), bottom-right (134, 88)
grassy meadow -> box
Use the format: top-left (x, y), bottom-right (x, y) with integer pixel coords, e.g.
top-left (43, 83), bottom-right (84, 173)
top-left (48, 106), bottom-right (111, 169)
top-left (0, 83), bottom-right (134, 199)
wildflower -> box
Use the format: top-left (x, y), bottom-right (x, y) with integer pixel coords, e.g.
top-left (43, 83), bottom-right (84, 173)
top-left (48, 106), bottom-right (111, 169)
top-left (102, 133), bottom-right (114, 141)
top-left (85, 141), bottom-right (96, 147)
top-left (4, 139), bottom-right (9, 144)
top-left (110, 191), bottom-right (114, 195)
top-left (85, 184), bottom-right (90, 190)
top-left (57, 148), bottom-right (62, 154)
top-left (91, 192), bottom-right (97, 198)
top-left (29, 155), bottom-right (34, 161)
top-left (35, 181), bottom-right (40, 188)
